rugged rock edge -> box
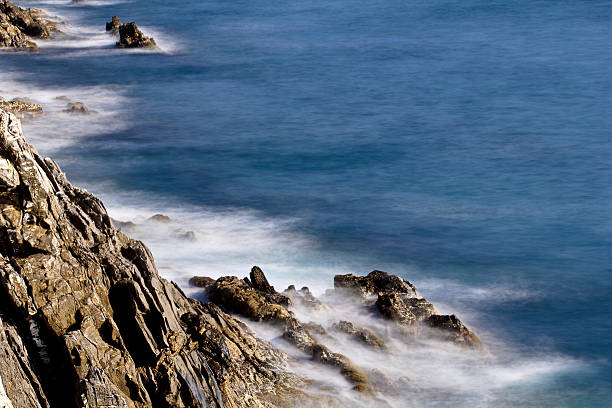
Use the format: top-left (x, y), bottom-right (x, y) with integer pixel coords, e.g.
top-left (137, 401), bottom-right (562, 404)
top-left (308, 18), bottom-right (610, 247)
top-left (0, 108), bottom-right (338, 407)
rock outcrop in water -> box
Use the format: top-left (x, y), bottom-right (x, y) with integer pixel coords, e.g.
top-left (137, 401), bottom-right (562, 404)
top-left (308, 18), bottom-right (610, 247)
top-left (0, 0), bottom-right (59, 51)
top-left (0, 98), bottom-right (43, 119)
top-left (0, 109), bottom-right (344, 407)
top-left (106, 16), bottom-right (156, 49)
top-left (0, 107), bottom-right (483, 406)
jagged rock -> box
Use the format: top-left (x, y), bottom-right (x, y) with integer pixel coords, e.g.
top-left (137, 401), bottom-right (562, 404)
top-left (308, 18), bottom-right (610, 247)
top-left (250, 265), bottom-right (275, 293)
top-left (105, 15), bottom-right (120, 34)
top-left (282, 285), bottom-right (330, 311)
top-left (207, 269), bottom-right (372, 391)
top-left (0, 1), bottom-right (59, 51)
top-left (334, 270), bottom-right (420, 298)
top-left (208, 276), bottom-right (292, 322)
top-left (375, 292), bottom-right (437, 324)
top-left (106, 17), bottom-right (156, 49)
top-left (188, 276), bottom-right (215, 288)
top-left (331, 321), bottom-right (387, 350)
top-left (60, 102), bottom-right (97, 115)
top-left (0, 99), bottom-right (43, 119)
top-left (0, 109), bottom-right (334, 407)
top-left (424, 314), bottom-right (483, 349)
top-left (118, 22), bottom-right (155, 48)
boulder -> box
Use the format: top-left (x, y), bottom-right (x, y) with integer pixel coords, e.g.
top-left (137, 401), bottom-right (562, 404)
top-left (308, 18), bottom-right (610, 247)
top-left (424, 314), bottom-right (483, 349)
top-left (60, 102), bottom-right (97, 115)
top-left (106, 17), bottom-right (156, 49)
top-left (334, 270), bottom-right (419, 298)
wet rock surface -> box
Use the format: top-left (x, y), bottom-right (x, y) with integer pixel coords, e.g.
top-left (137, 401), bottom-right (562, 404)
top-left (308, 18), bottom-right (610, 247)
top-left (1, 1), bottom-right (59, 51)
top-left (106, 16), bottom-right (156, 49)
top-left (0, 108), bottom-right (484, 406)
top-left (195, 266), bottom-right (484, 398)
top-left (0, 109), bottom-right (342, 407)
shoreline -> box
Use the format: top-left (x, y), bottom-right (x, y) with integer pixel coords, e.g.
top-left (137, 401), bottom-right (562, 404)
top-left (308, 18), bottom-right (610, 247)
top-left (3, 0), bottom-right (609, 406)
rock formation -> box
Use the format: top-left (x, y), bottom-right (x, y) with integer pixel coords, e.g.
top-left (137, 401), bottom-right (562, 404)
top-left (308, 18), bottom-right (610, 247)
top-left (0, 98), bottom-right (43, 119)
top-left (0, 0), bottom-right (59, 51)
top-left (105, 16), bottom-right (156, 49)
top-left (0, 108), bottom-right (342, 407)
top-left (0, 107), bottom-right (484, 406)
top-left (60, 102), bottom-right (97, 115)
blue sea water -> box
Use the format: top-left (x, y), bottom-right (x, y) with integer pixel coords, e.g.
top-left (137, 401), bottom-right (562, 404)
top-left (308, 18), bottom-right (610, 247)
top-left (1, 0), bottom-right (611, 405)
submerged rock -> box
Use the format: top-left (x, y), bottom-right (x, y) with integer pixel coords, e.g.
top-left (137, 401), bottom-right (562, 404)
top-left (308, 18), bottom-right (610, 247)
top-left (60, 102), bottom-right (97, 115)
top-left (331, 321), bottom-right (387, 350)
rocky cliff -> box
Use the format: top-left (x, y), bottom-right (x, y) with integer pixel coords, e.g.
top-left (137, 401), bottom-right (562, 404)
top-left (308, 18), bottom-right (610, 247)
top-left (0, 109), bottom-right (334, 407)
top-left (0, 108), bottom-right (482, 407)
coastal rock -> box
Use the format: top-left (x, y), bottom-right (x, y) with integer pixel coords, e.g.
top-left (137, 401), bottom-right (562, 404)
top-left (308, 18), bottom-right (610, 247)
top-left (331, 321), bottom-right (387, 350)
top-left (250, 265), bottom-right (275, 293)
top-left (0, 99), bottom-right (43, 119)
top-left (375, 292), bottom-right (437, 324)
top-left (206, 270), bottom-right (372, 390)
top-left (424, 314), bottom-right (483, 349)
top-left (334, 270), bottom-right (420, 298)
top-left (106, 17), bottom-right (156, 49)
top-left (0, 108), bottom-right (332, 407)
top-left (0, 1), bottom-right (59, 51)
top-left (105, 15), bottom-right (120, 34)
top-left (60, 102), bottom-right (97, 115)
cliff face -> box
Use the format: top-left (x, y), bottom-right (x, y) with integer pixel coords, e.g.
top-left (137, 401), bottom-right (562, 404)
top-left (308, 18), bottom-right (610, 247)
top-left (0, 109), bottom-right (315, 407)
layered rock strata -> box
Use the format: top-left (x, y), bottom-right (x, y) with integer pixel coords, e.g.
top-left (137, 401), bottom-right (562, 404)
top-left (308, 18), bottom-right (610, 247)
top-left (0, 107), bottom-right (483, 407)
top-left (0, 109), bottom-right (339, 407)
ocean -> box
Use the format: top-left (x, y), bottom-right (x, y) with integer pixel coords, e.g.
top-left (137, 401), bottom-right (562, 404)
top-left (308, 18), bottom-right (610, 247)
top-left (1, 0), bottom-right (611, 406)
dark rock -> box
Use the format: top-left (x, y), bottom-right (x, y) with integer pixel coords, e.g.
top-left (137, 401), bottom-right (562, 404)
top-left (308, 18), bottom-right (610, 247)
top-left (60, 102), bottom-right (97, 115)
top-left (1, 1), bottom-right (59, 51)
top-left (188, 276), bottom-right (216, 288)
top-left (331, 321), bottom-right (387, 350)
top-left (282, 285), bottom-right (330, 311)
top-left (249, 265), bottom-right (275, 293)
top-left (334, 270), bottom-right (419, 298)
top-left (111, 20), bottom-right (156, 49)
top-left (424, 314), bottom-right (483, 349)
top-left (105, 15), bottom-right (120, 34)
top-left (0, 109), bottom-right (333, 407)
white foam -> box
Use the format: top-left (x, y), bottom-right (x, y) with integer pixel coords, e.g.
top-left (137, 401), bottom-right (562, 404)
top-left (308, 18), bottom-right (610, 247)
top-left (0, 70), bottom-right (131, 152)
top-left (81, 183), bottom-right (356, 297)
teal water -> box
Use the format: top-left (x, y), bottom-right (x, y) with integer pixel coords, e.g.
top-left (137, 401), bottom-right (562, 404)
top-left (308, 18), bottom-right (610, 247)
top-left (1, 0), bottom-right (611, 405)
